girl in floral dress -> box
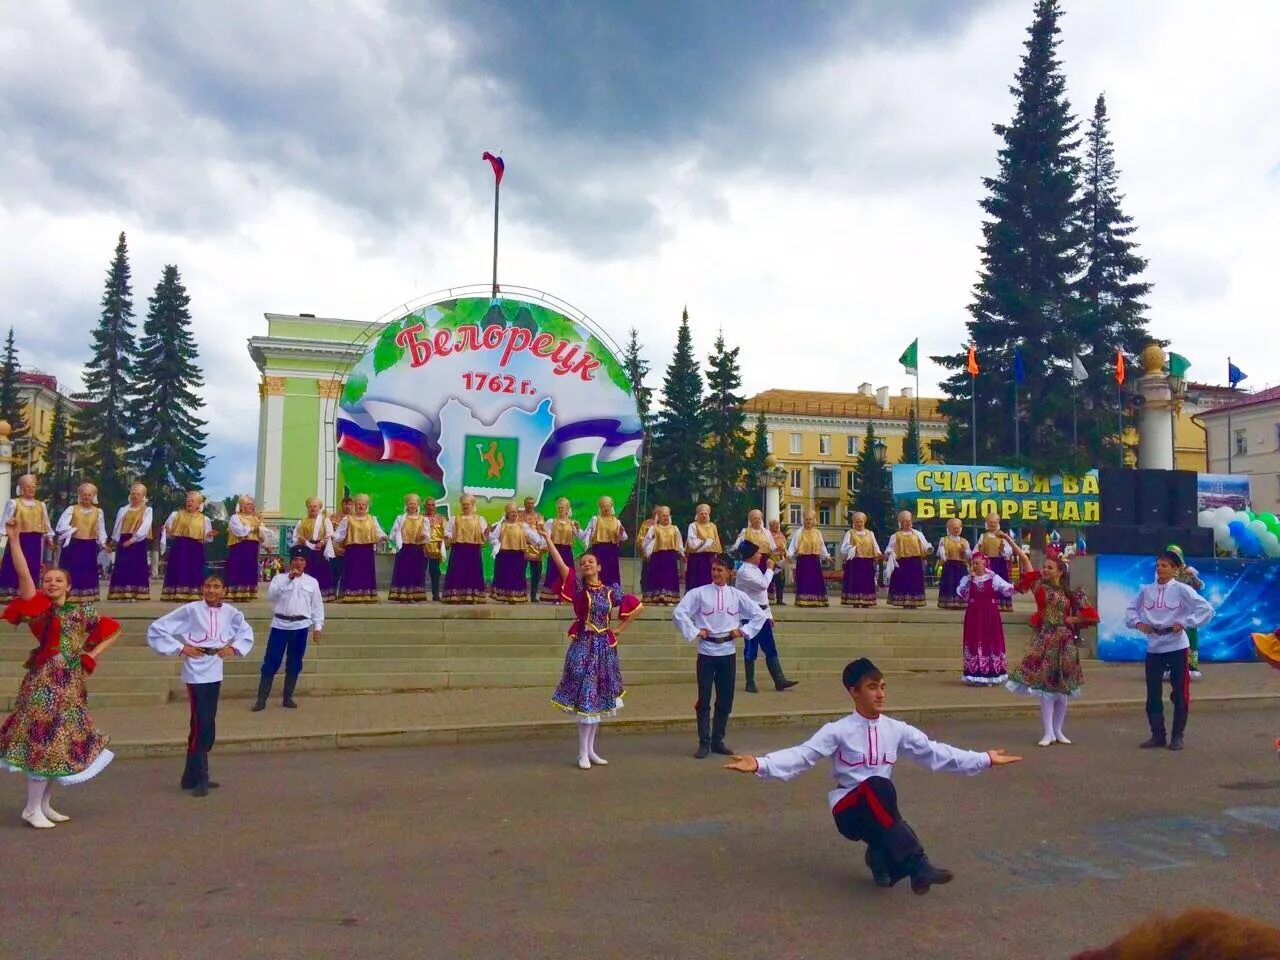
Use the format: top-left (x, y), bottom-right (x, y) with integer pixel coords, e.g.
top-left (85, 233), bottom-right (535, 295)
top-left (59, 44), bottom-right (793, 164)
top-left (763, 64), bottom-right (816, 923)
top-left (547, 546), bottom-right (643, 770)
top-left (1, 516), bottom-right (120, 829)
top-left (1003, 533), bottom-right (1098, 747)
top-left (955, 554), bottom-right (1012, 686)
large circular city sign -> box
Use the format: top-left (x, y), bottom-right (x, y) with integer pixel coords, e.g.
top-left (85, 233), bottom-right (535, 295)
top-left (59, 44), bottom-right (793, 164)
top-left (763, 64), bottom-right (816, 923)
top-left (336, 295), bottom-right (642, 529)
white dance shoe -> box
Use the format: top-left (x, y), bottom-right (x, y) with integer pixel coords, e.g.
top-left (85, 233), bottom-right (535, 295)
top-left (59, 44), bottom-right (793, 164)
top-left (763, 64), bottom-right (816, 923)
top-left (1037, 735), bottom-right (1055, 747)
top-left (577, 755), bottom-right (592, 770)
top-left (588, 752), bottom-right (609, 766)
top-left (1054, 734), bottom-right (1072, 745)
top-left (22, 809), bottom-right (57, 829)
top-left (43, 805), bottom-right (70, 822)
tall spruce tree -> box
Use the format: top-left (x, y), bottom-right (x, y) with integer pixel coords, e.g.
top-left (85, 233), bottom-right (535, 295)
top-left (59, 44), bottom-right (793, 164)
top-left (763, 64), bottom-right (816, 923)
top-left (704, 330), bottom-right (749, 518)
top-left (932, 0), bottom-right (1092, 472)
top-left (648, 307), bottom-right (705, 515)
top-left (852, 423), bottom-right (893, 539)
top-left (76, 232), bottom-right (138, 508)
top-left (0, 328), bottom-right (26, 438)
top-left (902, 408), bottom-right (921, 464)
top-left (132, 265), bottom-right (208, 519)
top-left (621, 327), bottom-right (653, 431)
top-left (42, 395), bottom-right (70, 513)
top-left (747, 412), bottom-right (770, 497)
top-left (1075, 92), bottom-right (1152, 458)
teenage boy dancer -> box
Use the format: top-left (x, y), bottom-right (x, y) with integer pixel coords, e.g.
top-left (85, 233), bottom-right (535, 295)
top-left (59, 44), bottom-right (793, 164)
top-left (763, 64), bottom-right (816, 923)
top-left (726, 657), bottom-right (1021, 894)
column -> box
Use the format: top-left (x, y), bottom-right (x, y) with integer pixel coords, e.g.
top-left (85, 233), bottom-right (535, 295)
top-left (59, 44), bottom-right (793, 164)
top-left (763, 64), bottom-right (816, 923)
top-left (1136, 345), bottom-right (1174, 470)
top-left (260, 377), bottom-right (287, 514)
top-left (0, 421), bottom-right (13, 539)
top-left (764, 485), bottom-right (780, 526)
top-left (316, 379), bottom-right (343, 511)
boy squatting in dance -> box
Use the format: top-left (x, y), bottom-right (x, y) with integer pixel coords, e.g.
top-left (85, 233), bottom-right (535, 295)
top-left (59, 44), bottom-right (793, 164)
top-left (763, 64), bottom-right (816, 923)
top-left (725, 657), bottom-right (1021, 894)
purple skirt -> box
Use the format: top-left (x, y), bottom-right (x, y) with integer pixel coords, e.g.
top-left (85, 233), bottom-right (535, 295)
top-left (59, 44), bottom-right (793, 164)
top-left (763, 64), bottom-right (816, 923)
top-left (389, 546), bottom-right (428, 602)
top-left (303, 547), bottom-right (335, 601)
top-left (551, 632), bottom-right (624, 718)
top-left (643, 550), bottom-right (681, 604)
top-left (60, 538), bottom-right (101, 601)
top-left (443, 542), bottom-right (486, 604)
top-left (341, 542), bottom-right (378, 602)
top-left (793, 554), bottom-right (829, 607)
top-left (937, 559), bottom-right (968, 610)
top-left (0, 531), bottom-right (45, 602)
top-left (686, 552), bottom-right (713, 591)
top-left (591, 542), bottom-right (622, 588)
top-left (987, 555), bottom-right (1014, 611)
top-left (225, 540), bottom-right (261, 601)
top-left (540, 544), bottom-right (576, 603)
top-left (888, 556), bottom-right (926, 608)
top-left (841, 557), bottom-right (877, 607)
top-left (162, 536), bottom-right (206, 602)
top-left (490, 549), bottom-right (530, 603)
top-left (108, 534), bottom-right (151, 601)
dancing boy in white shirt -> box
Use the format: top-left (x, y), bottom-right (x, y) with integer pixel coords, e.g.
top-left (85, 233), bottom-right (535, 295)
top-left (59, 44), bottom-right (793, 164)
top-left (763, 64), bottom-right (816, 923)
top-left (673, 554), bottom-right (768, 758)
top-left (726, 658), bottom-right (1021, 894)
top-left (734, 541), bottom-right (798, 694)
top-left (253, 545), bottom-right (326, 711)
top-left (147, 575), bottom-right (255, 797)
top-left (1126, 550), bottom-right (1215, 751)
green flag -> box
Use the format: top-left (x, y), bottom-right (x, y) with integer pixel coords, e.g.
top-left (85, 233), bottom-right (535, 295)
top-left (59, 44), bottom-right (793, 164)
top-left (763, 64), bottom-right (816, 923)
top-left (898, 339), bottom-right (919, 376)
top-left (1169, 352), bottom-right (1191, 378)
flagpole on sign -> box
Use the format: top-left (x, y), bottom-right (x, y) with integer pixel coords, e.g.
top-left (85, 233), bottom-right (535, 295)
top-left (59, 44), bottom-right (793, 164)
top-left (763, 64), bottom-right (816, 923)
top-left (1072, 379), bottom-right (1078, 448)
top-left (1013, 377), bottom-right (1019, 460)
top-left (1227, 357), bottom-right (1234, 473)
top-left (970, 361), bottom-right (977, 465)
top-left (490, 174), bottom-right (500, 299)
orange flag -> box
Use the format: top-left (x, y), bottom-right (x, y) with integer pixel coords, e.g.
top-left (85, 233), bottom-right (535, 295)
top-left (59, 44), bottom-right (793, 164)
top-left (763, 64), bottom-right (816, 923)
top-left (1114, 348), bottom-right (1126, 386)
top-left (966, 343), bottom-right (979, 376)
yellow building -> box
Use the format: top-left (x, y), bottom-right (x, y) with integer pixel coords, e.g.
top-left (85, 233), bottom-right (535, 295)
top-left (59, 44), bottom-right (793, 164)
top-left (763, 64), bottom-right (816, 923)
top-left (14, 371), bottom-right (80, 476)
top-left (745, 386), bottom-right (947, 546)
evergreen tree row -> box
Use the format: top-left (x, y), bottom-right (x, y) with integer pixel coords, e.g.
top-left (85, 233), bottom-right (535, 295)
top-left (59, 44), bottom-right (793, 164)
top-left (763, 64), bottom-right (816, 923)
top-left (933, 0), bottom-right (1152, 473)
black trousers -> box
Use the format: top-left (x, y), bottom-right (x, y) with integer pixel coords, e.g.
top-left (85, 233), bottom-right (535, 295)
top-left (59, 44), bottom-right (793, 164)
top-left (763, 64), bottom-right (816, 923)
top-left (695, 652), bottom-right (735, 745)
top-left (427, 558), bottom-right (442, 600)
top-left (527, 559), bottom-right (541, 601)
top-left (772, 569), bottom-right (786, 604)
top-left (832, 776), bottom-right (925, 883)
top-left (1145, 648), bottom-right (1190, 738)
top-left (182, 681), bottom-right (221, 789)
top-left (329, 556), bottom-right (346, 598)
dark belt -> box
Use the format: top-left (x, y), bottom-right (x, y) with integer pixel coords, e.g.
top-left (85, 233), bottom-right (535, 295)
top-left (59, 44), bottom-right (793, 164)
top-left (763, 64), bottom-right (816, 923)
top-left (708, 635), bottom-right (735, 642)
top-left (277, 615), bottom-right (308, 622)
top-left (197, 647), bottom-right (226, 656)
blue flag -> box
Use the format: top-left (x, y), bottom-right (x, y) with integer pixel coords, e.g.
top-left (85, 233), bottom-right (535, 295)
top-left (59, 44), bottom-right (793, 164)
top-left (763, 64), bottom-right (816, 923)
top-left (1229, 359), bottom-right (1248, 387)
top-left (1013, 348), bottom-right (1027, 385)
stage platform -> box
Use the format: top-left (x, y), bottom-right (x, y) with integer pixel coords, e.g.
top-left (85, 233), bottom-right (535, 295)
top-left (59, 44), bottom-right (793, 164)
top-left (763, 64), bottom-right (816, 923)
top-left (1, 592), bottom-right (1051, 708)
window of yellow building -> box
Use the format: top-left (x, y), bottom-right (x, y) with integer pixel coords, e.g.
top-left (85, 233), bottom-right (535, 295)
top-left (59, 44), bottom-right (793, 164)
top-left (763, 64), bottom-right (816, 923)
top-left (819, 434), bottom-right (830, 455)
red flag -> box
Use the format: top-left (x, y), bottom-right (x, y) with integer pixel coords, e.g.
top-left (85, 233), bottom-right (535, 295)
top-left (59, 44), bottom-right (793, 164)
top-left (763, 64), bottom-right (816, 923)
top-left (1114, 348), bottom-right (1126, 386)
top-left (966, 343), bottom-right (979, 376)
top-left (482, 151), bottom-right (505, 186)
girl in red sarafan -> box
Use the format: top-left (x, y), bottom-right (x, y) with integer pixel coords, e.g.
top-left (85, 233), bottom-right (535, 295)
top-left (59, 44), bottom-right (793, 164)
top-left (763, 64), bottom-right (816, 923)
top-left (1, 517), bottom-right (121, 829)
top-left (955, 553), bottom-right (1012, 686)
top-left (1003, 533), bottom-right (1099, 747)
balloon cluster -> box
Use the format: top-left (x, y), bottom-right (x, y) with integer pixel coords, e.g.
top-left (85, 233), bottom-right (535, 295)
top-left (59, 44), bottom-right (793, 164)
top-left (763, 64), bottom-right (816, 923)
top-left (1198, 507), bottom-right (1280, 558)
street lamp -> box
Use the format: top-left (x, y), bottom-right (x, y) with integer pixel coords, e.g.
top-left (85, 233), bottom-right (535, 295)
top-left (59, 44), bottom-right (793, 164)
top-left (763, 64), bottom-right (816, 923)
top-left (873, 439), bottom-right (887, 465)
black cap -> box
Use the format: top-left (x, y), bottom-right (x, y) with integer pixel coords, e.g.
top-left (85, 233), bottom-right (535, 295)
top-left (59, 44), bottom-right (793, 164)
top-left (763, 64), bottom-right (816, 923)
top-left (842, 657), bottom-right (881, 689)
top-left (711, 552), bottom-right (735, 569)
top-left (289, 545), bottom-right (307, 560)
top-left (737, 541), bottom-right (759, 561)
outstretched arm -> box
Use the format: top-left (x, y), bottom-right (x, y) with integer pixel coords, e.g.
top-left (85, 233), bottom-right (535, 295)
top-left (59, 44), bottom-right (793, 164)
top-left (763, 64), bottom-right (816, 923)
top-left (4, 518), bottom-right (37, 601)
top-left (900, 724), bottom-right (1021, 773)
top-left (727, 723), bottom-right (840, 779)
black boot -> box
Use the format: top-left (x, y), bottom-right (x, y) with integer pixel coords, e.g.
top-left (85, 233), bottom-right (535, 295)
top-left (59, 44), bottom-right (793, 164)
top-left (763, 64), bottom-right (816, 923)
top-left (865, 846), bottom-right (893, 888)
top-left (695, 712), bottom-right (711, 758)
top-left (282, 674), bottom-right (300, 709)
top-left (766, 657), bottom-right (799, 691)
top-left (1139, 731), bottom-right (1166, 748)
top-left (251, 675), bottom-right (273, 712)
top-left (745, 661), bottom-right (758, 693)
top-left (909, 855), bottom-right (954, 895)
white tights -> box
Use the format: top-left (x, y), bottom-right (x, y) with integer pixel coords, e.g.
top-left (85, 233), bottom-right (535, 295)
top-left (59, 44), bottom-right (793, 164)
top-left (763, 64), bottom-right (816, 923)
top-left (1039, 695), bottom-right (1068, 740)
top-left (576, 719), bottom-right (604, 762)
top-left (25, 778), bottom-right (51, 816)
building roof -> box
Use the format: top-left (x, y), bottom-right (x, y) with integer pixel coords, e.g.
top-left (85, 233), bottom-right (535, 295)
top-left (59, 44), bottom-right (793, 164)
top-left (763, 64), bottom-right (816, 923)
top-left (745, 389), bottom-right (945, 421)
top-left (1195, 384), bottom-right (1280, 418)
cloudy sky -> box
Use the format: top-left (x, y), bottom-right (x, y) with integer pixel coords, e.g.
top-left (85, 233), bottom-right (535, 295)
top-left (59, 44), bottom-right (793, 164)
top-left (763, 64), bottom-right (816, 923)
top-left (3, 0), bottom-right (1277, 495)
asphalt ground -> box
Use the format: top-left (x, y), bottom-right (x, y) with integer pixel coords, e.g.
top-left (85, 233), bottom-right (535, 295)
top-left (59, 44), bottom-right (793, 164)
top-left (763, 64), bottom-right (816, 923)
top-left (4, 709), bottom-right (1280, 960)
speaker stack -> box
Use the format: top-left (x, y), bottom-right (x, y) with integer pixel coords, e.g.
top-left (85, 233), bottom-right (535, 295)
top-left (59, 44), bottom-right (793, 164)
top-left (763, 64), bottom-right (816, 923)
top-left (1091, 468), bottom-right (1211, 557)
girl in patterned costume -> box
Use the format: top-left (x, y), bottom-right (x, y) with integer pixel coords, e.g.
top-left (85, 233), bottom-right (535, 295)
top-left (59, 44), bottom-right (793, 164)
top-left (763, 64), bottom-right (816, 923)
top-left (1, 516), bottom-right (120, 829)
top-left (0, 473), bottom-right (54, 603)
top-left (1003, 534), bottom-right (1099, 747)
top-left (935, 518), bottom-right (972, 610)
top-left (548, 546), bottom-right (643, 770)
top-left (956, 554), bottom-right (1011, 685)
top-left (108, 483), bottom-right (154, 602)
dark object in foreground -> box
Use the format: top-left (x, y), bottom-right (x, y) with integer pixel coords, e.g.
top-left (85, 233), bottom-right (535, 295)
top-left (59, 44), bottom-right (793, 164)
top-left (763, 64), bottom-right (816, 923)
top-left (1071, 908), bottom-right (1280, 960)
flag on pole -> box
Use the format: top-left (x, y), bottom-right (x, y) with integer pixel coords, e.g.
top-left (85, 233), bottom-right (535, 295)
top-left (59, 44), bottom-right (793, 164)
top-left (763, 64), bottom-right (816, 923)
top-left (966, 343), bottom-right (979, 376)
top-left (1168, 352), bottom-right (1191, 378)
top-left (1114, 349), bottom-right (1126, 386)
top-left (1228, 359), bottom-right (1248, 387)
top-left (898, 339), bottom-right (919, 376)
top-left (1013, 348), bottom-right (1027, 385)
top-left (1071, 353), bottom-right (1088, 382)
top-left (482, 151), bottom-right (505, 185)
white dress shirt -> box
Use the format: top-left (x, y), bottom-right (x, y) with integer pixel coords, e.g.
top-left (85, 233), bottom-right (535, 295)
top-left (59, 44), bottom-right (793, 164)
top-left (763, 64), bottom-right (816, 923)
top-left (1125, 579), bottom-right (1215, 654)
top-left (267, 572), bottom-right (326, 632)
top-left (229, 513), bottom-right (273, 541)
top-left (111, 505), bottom-right (153, 545)
top-left (755, 712), bottom-right (992, 810)
top-left (147, 601), bottom-right (255, 684)
top-left (55, 506), bottom-right (108, 547)
top-left (734, 561), bottom-right (774, 618)
top-left (672, 583), bottom-right (769, 656)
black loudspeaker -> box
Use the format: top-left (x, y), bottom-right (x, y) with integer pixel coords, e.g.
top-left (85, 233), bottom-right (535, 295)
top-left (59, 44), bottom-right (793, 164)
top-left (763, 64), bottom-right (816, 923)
top-left (1099, 468), bottom-right (1136, 525)
top-left (1136, 470), bottom-right (1170, 525)
top-left (1169, 471), bottom-right (1198, 528)
top-left (1089, 524), bottom-right (1214, 558)
top-left (1183, 527), bottom-right (1214, 557)
top-left (1088, 525), bottom-right (1134, 555)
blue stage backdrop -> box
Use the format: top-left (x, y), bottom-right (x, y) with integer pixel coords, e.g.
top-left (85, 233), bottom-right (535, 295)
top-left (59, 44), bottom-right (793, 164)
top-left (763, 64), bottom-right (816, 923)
top-left (1097, 555), bottom-right (1280, 662)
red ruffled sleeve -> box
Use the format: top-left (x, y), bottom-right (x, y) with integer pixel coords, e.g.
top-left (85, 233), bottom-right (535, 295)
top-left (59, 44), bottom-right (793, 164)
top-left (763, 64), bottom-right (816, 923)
top-left (618, 595), bottom-right (643, 620)
top-left (85, 614), bottom-right (122, 651)
top-left (1015, 569), bottom-right (1041, 594)
top-left (2, 594), bottom-right (52, 627)
top-left (1071, 591), bottom-right (1099, 628)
